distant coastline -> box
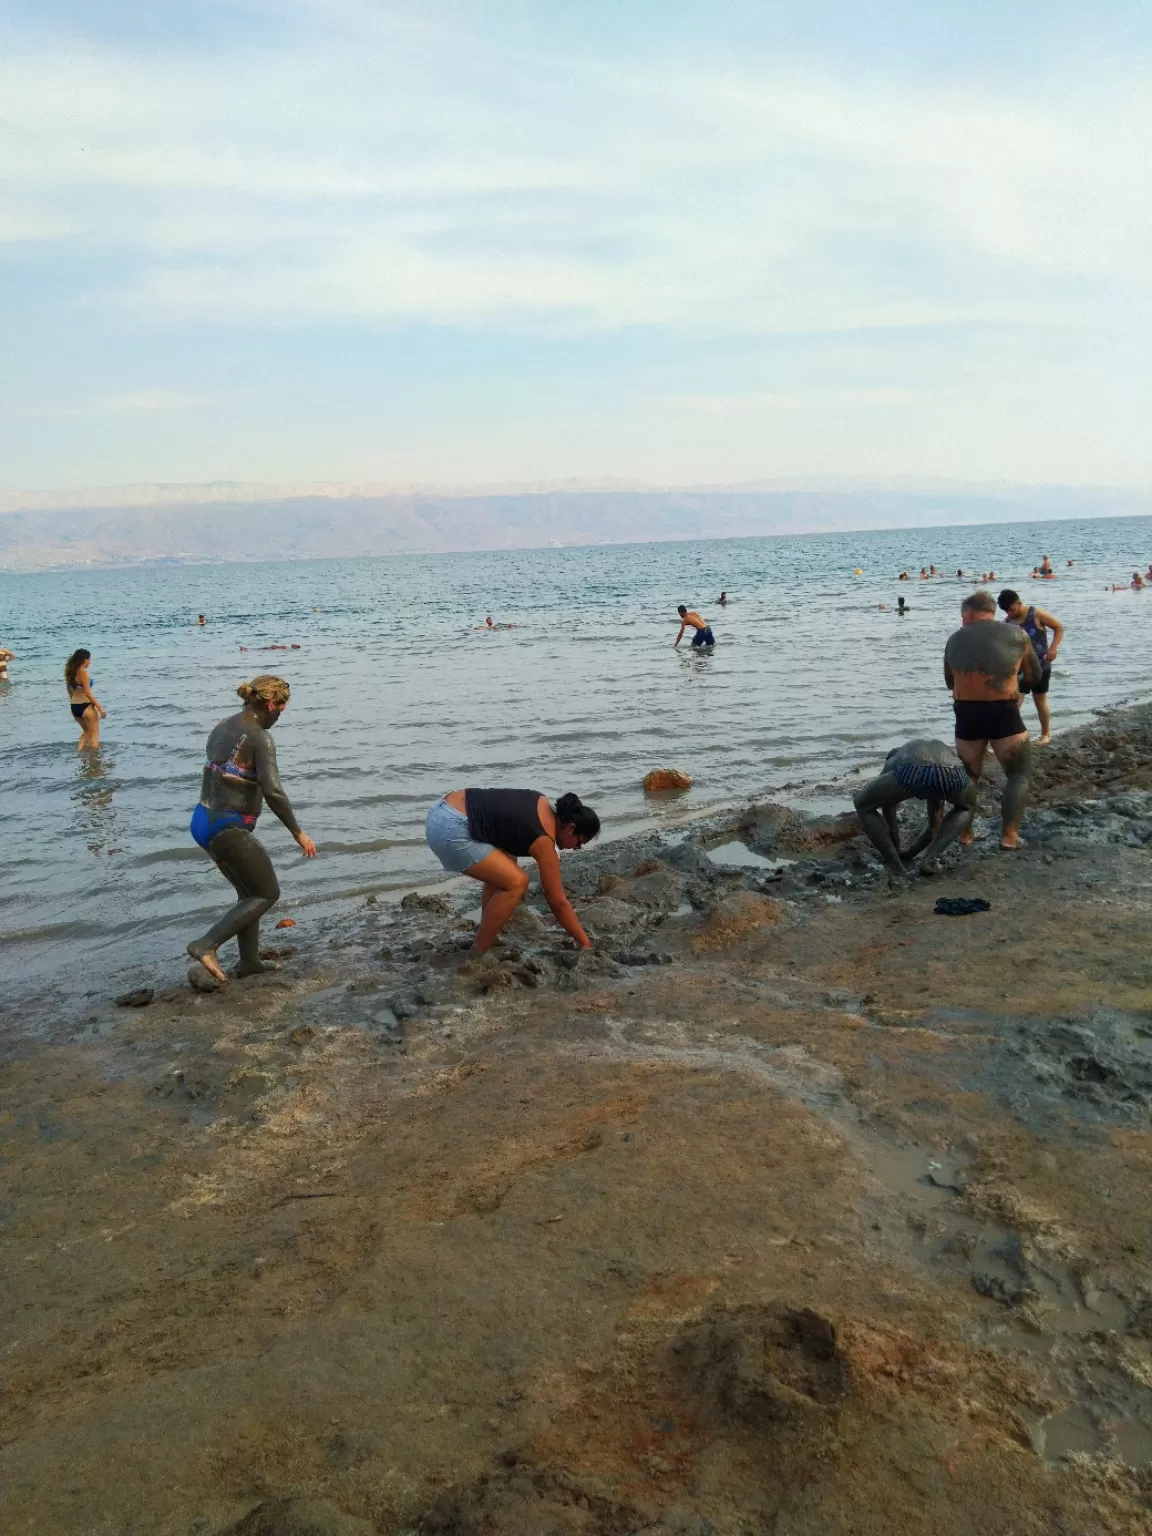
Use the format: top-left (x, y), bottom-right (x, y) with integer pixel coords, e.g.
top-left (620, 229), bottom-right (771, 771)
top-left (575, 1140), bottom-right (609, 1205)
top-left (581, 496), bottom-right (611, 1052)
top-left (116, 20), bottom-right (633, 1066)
top-left (1, 483), bottom-right (1148, 574)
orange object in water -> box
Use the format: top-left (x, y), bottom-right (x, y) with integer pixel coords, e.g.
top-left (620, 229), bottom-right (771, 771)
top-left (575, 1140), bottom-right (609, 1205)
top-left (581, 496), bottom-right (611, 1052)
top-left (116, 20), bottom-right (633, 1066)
top-left (275, 917), bottom-right (297, 929)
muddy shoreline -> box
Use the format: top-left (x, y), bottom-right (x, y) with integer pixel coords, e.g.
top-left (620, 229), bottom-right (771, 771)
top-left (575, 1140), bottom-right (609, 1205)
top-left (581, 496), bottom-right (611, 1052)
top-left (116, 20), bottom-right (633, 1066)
top-left (4, 702), bottom-right (1152, 1534)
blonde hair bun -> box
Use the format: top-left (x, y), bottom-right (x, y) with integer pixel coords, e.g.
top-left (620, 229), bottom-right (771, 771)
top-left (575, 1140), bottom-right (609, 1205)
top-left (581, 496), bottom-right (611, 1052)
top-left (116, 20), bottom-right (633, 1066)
top-left (237, 674), bottom-right (291, 707)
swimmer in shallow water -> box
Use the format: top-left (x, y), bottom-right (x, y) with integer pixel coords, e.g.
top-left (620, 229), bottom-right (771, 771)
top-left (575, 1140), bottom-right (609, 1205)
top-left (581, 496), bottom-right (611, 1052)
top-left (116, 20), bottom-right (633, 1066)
top-left (718, 592), bottom-right (728, 605)
top-left (944, 591), bottom-right (1039, 851)
top-left (0, 645), bottom-right (14, 680)
top-left (425, 789), bottom-right (600, 953)
top-left (65, 648), bottom-right (106, 751)
top-left (197, 615), bottom-right (206, 627)
top-left (186, 674), bottom-right (316, 985)
top-left (853, 740), bottom-right (977, 885)
top-left (674, 605), bottom-right (715, 648)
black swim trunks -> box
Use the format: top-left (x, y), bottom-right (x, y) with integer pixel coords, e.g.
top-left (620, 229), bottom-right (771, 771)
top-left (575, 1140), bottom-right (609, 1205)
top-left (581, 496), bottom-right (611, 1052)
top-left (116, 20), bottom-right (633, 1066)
top-left (953, 699), bottom-right (1026, 741)
top-left (1018, 665), bottom-right (1051, 696)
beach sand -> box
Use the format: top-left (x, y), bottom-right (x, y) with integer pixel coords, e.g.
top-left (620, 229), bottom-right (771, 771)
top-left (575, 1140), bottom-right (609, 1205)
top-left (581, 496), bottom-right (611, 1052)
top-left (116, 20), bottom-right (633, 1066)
top-left (4, 704), bottom-right (1152, 1535)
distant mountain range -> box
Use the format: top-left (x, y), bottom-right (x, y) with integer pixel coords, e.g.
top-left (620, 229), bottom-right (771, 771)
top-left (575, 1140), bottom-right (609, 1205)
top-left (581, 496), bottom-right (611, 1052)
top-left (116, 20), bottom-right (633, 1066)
top-left (0, 482), bottom-right (1146, 572)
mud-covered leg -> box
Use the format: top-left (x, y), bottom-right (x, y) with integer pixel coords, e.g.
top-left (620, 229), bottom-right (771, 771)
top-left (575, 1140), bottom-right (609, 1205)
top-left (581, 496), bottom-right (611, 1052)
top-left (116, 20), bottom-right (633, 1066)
top-left (920, 782), bottom-right (978, 873)
top-left (853, 774), bottom-right (913, 884)
top-left (992, 734), bottom-right (1032, 849)
top-left (187, 828), bottom-right (280, 982)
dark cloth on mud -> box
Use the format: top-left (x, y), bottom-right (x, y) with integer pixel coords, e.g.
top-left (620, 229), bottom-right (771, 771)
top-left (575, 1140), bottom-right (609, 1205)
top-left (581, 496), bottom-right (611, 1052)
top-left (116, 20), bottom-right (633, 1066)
top-left (934, 897), bottom-right (992, 916)
top-left (465, 788), bottom-right (547, 857)
top-left (198, 711), bottom-right (300, 837)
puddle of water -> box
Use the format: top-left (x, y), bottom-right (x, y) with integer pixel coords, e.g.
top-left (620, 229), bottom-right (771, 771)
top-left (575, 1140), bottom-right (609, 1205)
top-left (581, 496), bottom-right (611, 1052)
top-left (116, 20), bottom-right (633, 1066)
top-left (706, 841), bottom-right (795, 872)
top-left (1040, 1405), bottom-right (1099, 1459)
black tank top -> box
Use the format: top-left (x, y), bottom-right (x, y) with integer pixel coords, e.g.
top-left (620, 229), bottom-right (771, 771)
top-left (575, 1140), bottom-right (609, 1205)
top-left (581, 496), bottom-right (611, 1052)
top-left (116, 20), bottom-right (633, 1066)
top-left (465, 788), bottom-right (548, 857)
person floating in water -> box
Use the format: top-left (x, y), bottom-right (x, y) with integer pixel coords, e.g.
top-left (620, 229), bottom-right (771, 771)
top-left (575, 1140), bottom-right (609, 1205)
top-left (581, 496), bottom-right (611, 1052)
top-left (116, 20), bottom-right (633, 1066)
top-left (187, 674), bottom-right (317, 985)
top-left (853, 740), bottom-right (977, 885)
top-left (65, 648), bottom-right (106, 751)
top-left (944, 591), bottom-right (1039, 851)
top-left (425, 789), bottom-right (600, 953)
top-left (898, 571), bottom-right (910, 581)
top-left (196, 615), bottom-right (207, 627)
top-left (717, 592), bottom-right (728, 605)
top-left (674, 605), bottom-right (715, 647)
top-left (1134, 572), bottom-right (1147, 590)
top-left (998, 589), bottom-right (1064, 746)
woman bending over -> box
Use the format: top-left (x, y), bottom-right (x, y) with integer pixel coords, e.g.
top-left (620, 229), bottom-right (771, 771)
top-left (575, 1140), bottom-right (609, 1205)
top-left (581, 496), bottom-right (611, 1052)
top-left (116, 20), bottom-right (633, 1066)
top-left (426, 788), bottom-right (600, 952)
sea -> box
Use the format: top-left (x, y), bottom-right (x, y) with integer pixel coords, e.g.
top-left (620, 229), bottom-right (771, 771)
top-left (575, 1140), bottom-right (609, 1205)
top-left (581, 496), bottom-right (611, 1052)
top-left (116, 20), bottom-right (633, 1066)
top-left (2, 515), bottom-right (1149, 1005)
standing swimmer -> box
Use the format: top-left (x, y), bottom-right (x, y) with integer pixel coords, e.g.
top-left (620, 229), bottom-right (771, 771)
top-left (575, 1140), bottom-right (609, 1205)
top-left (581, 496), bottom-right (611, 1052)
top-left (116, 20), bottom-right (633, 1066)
top-left (187, 675), bottom-right (316, 985)
top-left (0, 645), bottom-right (14, 680)
top-left (674, 605), bottom-right (715, 648)
top-left (65, 648), bottom-right (107, 750)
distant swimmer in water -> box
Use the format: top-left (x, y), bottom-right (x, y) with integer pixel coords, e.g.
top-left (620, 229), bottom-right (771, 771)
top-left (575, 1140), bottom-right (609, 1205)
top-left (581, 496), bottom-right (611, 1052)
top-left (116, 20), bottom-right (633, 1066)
top-left (718, 592), bottom-right (728, 605)
top-left (0, 645), bottom-right (14, 680)
top-left (186, 674), bottom-right (317, 985)
top-left (956, 569), bottom-right (964, 579)
top-left (65, 648), bottom-right (106, 751)
top-left (944, 591), bottom-right (1039, 851)
top-left (1039, 555), bottom-right (1053, 576)
top-left (674, 605), bottom-right (715, 648)
top-left (1030, 568), bottom-right (1040, 580)
top-left (260, 644), bottom-right (301, 651)
top-left (197, 614), bottom-right (206, 627)
top-left (425, 789), bottom-right (600, 953)
top-left (899, 571), bottom-right (910, 581)
top-left (853, 739), bottom-right (977, 885)
top-left (897, 596), bottom-right (908, 614)
top-left (929, 565), bottom-right (938, 576)
top-left (1134, 572), bottom-right (1147, 590)
top-left (474, 616), bottom-right (517, 630)
top-left (919, 568), bottom-right (929, 579)
top-left (999, 588), bottom-right (1063, 746)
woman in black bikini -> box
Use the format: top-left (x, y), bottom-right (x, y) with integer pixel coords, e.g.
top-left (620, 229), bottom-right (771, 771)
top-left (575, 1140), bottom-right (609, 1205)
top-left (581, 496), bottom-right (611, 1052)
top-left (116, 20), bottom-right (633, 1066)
top-left (64, 648), bottom-right (106, 751)
top-left (186, 674), bottom-right (316, 985)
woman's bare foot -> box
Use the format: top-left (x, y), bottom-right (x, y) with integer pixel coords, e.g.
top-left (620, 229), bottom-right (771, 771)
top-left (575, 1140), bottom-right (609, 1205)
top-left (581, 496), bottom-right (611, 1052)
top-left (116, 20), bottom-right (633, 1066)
top-left (999, 834), bottom-right (1025, 851)
top-left (1037, 734), bottom-right (1052, 746)
top-left (187, 942), bottom-right (229, 984)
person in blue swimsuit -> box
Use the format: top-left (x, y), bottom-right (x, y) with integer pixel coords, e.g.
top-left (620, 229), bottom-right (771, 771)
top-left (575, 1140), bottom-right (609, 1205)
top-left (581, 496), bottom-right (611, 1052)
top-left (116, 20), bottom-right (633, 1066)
top-left (187, 674), bottom-right (316, 984)
top-left (674, 606), bottom-right (715, 648)
top-left (997, 589), bottom-right (1064, 746)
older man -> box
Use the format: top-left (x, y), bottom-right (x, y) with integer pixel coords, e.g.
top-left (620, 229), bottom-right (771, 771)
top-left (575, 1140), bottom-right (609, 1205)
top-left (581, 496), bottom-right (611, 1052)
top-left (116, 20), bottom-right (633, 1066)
top-left (944, 590), bottom-right (1039, 851)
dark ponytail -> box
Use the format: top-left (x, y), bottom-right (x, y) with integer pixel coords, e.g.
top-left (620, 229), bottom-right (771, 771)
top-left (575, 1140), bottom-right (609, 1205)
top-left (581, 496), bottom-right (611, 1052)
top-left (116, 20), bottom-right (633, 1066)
top-left (65, 648), bottom-right (91, 688)
top-left (555, 792), bottom-right (600, 843)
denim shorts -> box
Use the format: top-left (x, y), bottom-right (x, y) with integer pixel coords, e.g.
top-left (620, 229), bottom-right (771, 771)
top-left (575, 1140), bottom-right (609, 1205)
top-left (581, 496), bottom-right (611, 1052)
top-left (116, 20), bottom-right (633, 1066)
top-left (426, 797), bottom-right (495, 873)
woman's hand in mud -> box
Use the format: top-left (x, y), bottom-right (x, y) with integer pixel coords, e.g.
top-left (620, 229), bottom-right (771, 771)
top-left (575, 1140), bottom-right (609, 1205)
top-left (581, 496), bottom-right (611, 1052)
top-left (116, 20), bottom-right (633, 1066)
top-left (296, 832), bottom-right (318, 858)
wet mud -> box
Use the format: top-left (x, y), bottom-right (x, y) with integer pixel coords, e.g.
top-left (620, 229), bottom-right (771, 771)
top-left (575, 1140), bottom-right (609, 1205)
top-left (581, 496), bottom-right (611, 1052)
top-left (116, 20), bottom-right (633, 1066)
top-left (4, 702), bottom-right (1152, 1534)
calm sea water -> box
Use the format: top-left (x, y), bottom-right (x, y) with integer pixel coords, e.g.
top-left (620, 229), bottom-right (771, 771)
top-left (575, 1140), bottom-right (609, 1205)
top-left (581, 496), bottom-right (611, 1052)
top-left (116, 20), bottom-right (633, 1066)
top-left (2, 516), bottom-right (1149, 1000)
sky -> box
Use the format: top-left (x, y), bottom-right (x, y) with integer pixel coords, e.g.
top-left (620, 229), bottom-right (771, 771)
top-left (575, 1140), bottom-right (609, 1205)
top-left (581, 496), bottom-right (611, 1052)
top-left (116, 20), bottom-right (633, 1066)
top-left (1, 0), bottom-right (1149, 493)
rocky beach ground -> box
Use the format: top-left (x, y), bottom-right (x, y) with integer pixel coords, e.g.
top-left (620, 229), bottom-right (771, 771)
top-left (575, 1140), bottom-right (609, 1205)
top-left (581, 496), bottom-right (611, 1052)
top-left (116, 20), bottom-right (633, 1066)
top-left (3, 703), bottom-right (1152, 1535)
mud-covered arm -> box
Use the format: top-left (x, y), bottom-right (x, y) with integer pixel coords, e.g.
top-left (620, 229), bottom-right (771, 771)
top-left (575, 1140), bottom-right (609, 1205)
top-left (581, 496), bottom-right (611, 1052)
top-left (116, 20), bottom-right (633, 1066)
top-left (251, 731), bottom-right (302, 837)
top-left (532, 838), bottom-right (592, 948)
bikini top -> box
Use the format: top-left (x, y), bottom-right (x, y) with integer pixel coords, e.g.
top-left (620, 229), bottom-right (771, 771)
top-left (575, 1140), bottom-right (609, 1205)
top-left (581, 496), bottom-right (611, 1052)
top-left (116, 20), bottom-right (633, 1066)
top-left (207, 736), bottom-right (258, 781)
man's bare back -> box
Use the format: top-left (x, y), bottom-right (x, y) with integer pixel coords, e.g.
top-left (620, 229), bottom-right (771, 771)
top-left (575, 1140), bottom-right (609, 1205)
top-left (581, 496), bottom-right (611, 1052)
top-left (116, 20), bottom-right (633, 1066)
top-left (944, 621), bottom-right (1033, 699)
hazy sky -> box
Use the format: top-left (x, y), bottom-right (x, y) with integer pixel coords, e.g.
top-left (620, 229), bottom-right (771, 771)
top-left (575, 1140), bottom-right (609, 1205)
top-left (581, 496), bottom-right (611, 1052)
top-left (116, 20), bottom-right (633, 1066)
top-left (1, 1), bottom-right (1149, 491)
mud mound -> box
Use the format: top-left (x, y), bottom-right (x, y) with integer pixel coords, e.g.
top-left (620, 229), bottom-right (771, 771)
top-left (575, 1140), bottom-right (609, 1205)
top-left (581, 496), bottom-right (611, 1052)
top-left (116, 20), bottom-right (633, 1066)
top-left (229, 1498), bottom-right (375, 1536)
top-left (774, 813), bottom-right (862, 855)
top-left (416, 1462), bottom-right (642, 1536)
top-left (673, 1303), bottom-right (846, 1426)
top-left (691, 894), bottom-right (781, 953)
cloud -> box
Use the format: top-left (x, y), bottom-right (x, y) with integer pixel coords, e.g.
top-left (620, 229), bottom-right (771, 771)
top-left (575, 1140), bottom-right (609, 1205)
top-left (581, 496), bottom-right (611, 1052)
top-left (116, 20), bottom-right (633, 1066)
top-left (1, 390), bottom-right (215, 419)
top-left (0, 14), bottom-right (1147, 335)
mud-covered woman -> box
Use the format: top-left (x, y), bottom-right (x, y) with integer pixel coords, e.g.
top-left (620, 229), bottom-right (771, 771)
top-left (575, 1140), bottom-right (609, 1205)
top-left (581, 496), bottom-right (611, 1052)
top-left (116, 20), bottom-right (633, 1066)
top-left (187, 674), bottom-right (316, 984)
top-left (425, 789), bottom-right (600, 953)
